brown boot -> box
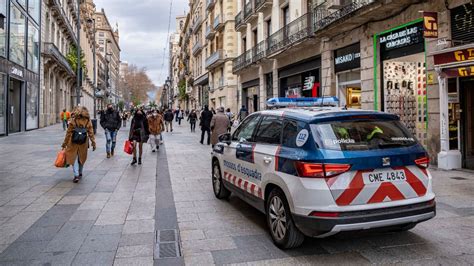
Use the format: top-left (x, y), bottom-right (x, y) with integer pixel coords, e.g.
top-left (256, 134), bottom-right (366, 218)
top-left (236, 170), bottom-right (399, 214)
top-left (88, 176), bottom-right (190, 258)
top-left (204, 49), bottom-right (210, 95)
top-left (107, 153), bottom-right (111, 158)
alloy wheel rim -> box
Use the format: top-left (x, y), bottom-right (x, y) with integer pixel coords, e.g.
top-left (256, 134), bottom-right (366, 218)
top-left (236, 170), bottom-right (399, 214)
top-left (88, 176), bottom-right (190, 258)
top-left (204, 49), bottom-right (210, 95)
top-left (269, 196), bottom-right (287, 241)
top-left (213, 165), bottom-right (221, 194)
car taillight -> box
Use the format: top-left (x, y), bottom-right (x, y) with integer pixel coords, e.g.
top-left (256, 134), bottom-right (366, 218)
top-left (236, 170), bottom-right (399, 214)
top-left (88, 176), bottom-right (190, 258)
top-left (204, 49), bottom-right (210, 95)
top-left (295, 162), bottom-right (351, 178)
top-left (415, 156), bottom-right (430, 169)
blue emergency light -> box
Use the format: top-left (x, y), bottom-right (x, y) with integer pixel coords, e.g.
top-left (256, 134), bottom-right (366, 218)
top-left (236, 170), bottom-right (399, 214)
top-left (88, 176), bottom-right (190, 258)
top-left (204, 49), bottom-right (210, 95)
top-left (266, 97), bottom-right (339, 108)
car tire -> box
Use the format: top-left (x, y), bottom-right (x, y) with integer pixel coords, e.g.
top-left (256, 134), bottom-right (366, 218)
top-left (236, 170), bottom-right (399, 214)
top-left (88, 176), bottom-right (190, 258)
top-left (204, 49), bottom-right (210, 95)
top-left (266, 188), bottom-right (304, 249)
top-left (212, 161), bottom-right (231, 199)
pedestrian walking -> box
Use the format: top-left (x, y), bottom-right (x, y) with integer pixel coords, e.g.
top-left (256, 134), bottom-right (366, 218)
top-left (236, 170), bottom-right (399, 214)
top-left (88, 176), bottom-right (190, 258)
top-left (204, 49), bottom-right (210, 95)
top-left (211, 107), bottom-right (230, 147)
top-left (100, 104), bottom-right (121, 158)
top-left (188, 110), bottom-right (198, 132)
top-left (174, 108), bottom-right (180, 122)
top-left (225, 108), bottom-right (233, 132)
top-left (147, 109), bottom-right (164, 152)
top-left (164, 109), bottom-right (174, 132)
top-left (61, 106), bottom-right (96, 183)
top-left (177, 109), bottom-right (184, 126)
top-left (200, 105), bottom-right (213, 145)
top-left (122, 112), bottom-right (129, 127)
top-left (129, 108), bottom-right (150, 165)
top-left (238, 105), bottom-right (249, 121)
top-left (60, 109), bottom-right (71, 130)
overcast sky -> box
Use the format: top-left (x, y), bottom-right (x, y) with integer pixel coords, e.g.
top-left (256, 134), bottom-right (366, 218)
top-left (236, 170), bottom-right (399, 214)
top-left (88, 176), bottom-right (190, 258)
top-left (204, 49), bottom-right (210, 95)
top-left (94, 0), bottom-right (189, 86)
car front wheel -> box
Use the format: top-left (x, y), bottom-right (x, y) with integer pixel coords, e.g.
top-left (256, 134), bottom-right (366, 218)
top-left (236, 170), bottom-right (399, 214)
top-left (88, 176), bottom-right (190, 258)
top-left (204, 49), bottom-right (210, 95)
top-left (266, 188), bottom-right (304, 249)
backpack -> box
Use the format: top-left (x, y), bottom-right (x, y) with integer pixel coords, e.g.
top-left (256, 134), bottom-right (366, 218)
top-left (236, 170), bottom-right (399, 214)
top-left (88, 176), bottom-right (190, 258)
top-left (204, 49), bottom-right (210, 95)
top-left (72, 119), bottom-right (88, 144)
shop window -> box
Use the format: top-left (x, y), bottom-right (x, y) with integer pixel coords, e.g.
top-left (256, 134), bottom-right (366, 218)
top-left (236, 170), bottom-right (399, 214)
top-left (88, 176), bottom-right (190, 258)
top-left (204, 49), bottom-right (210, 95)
top-left (448, 78), bottom-right (459, 151)
top-left (9, 3), bottom-right (26, 66)
top-left (27, 21), bottom-right (39, 72)
top-left (265, 72), bottom-right (273, 100)
top-left (26, 81), bottom-right (38, 130)
top-left (451, 3), bottom-right (474, 46)
top-left (0, 74), bottom-right (5, 134)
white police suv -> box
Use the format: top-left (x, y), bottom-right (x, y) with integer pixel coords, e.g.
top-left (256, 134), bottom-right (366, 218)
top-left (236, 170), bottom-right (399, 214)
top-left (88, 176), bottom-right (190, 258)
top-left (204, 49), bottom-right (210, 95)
top-left (211, 97), bottom-right (436, 249)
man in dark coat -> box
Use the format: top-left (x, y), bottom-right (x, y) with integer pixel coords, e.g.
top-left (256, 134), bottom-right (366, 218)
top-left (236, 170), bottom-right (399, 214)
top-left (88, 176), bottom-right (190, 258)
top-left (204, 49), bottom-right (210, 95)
top-left (164, 109), bottom-right (174, 132)
top-left (100, 104), bottom-right (121, 158)
top-left (200, 105), bottom-right (213, 145)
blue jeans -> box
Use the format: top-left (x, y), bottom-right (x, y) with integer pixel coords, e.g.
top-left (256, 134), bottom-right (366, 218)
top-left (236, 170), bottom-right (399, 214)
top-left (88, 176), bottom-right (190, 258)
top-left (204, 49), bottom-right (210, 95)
top-left (73, 157), bottom-right (83, 177)
top-left (105, 129), bottom-right (117, 153)
top-left (62, 120), bottom-right (68, 130)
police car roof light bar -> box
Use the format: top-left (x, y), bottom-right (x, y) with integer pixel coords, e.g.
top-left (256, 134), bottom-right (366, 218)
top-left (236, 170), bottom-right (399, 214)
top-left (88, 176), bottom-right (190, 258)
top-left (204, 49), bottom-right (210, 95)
top-left (266, 97), bottom-right (339, 108)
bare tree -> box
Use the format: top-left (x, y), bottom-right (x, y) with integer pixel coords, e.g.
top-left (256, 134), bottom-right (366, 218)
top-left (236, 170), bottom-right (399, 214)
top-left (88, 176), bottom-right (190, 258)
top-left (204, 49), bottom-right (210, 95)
top-left (119, 64), bottom-right (155, 105)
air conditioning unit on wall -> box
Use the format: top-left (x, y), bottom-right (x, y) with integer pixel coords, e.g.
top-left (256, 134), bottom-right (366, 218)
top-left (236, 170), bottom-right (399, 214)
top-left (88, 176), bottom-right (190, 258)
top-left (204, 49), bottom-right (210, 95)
top-left (328, 0), bottom-right (351, 9)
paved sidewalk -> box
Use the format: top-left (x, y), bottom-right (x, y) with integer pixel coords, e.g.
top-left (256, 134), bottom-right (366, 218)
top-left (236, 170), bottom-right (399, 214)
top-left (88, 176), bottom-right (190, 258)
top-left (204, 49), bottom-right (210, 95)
top-left (163, 120), bottom-right (474, 265)
top-left (0, 124), bottom-right (157, 265)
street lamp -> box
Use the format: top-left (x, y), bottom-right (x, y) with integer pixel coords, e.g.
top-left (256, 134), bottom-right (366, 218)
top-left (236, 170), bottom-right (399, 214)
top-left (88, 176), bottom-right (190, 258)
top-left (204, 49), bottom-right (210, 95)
top-left (75, 0), bottom-right (81, 106)
top-left (86, 17), bottom-right (98, 134)
top-left (105, 39), bottom-right (112, 104)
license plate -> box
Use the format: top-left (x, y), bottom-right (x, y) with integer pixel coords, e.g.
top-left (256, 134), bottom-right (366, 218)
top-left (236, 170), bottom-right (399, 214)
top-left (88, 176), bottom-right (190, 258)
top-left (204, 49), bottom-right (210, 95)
top-left (362, 170), bottom-right (407, 184)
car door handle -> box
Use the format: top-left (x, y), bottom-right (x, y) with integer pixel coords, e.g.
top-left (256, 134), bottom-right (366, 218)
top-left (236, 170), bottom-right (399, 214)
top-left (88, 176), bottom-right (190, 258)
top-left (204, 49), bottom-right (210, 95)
top-left (263, 157), bottom-right (273, 164)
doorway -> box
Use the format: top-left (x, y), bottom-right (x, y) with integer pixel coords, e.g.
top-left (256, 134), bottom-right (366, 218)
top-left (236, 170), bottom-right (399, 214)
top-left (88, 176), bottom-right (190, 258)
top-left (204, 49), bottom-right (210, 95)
top-left (461, 78), bottom-right (474, 169)
top-left (8, 79), bottom-right (22, 133)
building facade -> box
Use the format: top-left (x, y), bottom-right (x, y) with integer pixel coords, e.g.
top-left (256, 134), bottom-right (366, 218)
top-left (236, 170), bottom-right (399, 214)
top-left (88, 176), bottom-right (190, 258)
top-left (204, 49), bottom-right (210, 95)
top-left (0, 0), bottom-right (41, 136)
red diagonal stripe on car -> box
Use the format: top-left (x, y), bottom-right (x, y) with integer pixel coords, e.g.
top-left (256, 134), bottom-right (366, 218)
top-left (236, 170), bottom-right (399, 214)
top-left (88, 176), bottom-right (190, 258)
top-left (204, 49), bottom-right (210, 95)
top-left (367, 182), bottom-right (405, 203)
top-left (336, 171), bottom-right (365, 206)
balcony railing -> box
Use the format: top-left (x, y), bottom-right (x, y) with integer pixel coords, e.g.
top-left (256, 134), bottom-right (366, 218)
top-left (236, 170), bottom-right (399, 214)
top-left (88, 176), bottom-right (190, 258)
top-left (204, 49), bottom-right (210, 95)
top-left (255, 0), bottom-right (271, 12)
top-left (252, 40), bottom-right (266, 62)
top-left (213, 15), bottom-right (223, 31)
top-left (313, 0), bottom-right (375, 32)
top-left (267, 13), bottom-right (313, 56)
top-left (206, 49), bottom-right (225, 69)
top-left (49, 0), bottom-right (77, 44)
top-left (192, 41), bottom-right (203, 55)
top-left (206, 0), bottom-right (215, 11)
top-left (205, 25), bottom-right (215, 39)
top-left (243, 1), bottom-right (255, 22)
top-left (235, 11), bottom-right (245, 31)
top-left (232, 49), bottom-right (253, 73)
top-left (192, 16), bottom-right (203, 33)
top-left (42, 42), bottom-right (74, 75)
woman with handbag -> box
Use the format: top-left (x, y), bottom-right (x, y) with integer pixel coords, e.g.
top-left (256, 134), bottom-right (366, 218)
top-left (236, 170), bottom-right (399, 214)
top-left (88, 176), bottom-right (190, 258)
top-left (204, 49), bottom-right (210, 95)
top-left (61, 106), bottom-right (96, 183)
top-left (129, 108), bottom-right (150, 165)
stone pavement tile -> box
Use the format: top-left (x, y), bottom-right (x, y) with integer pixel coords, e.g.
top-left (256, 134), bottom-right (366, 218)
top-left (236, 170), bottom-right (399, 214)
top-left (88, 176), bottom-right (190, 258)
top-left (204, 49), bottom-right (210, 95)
top-left (102, 200), bottom-right (131, 213)
top-left (180, 230), bottom-right (205, 241)
top-left (115, 244), bottom-right (154, 258)
top-left (72, 251), bottom-right (116, 266)
top-left (70, 209), bottom-right (102, 221)
top-left (95, 211), bottom-right (127, 225)
top-left (34, 212), bottom-right (71, 227)
top-left (30, 251), bottom-right (77, 265)
top-left (0, 205), bottom-right (26, 218)
top-left (46, 204), bottom-right (79, 215)
top-left (0, 244), bottom-right (7, 254)
top-left (78, 233), bottom-right (121, 253)
top-left (16, 225), bottom-right (62, 242)
top-left (23, 202), bottom-right (56, 212)
top-left (181, 237), bottom-right (237, 255)
top-left (109, 192), bottom-right (134, 202)
top-left (0, 240), bottom-right (48, 262)
top-left (118, 233), bottom-right (154, 247)
top-left (113, 256), bottom-right (154, 266)
top-left (184, 252), bottom-right (215, 265)
top-left (89, 224), bottom-right (124, 235)
top-left (57, 195), bottom-right (87, 205)
top-left (0, 217), bottom-right (8, 226)
top-left (122, 219), bottom-right (154, 234)
top-left (85, 192), bottom-right (112, 202)
top-left (45, 221), bottom-right (94, 252)
top-left (77, 200), bottom-right (107, 210)
top-left (126, 208), bottom-right (155, 221)
top-left (5, 196), bottom-right (38, 206)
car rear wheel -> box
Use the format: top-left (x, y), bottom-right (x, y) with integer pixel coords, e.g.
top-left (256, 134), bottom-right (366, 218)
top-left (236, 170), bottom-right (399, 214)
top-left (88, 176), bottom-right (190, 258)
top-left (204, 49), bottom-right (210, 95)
top-left (212, 161), bottom-right (230, 199)
top-left (266, 188), bottom-right (304, 249)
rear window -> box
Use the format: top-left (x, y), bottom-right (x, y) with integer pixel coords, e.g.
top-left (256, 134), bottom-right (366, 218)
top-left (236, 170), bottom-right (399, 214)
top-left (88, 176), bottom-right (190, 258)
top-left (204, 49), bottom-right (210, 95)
top-left (311, 120), bottom-right (417, 151)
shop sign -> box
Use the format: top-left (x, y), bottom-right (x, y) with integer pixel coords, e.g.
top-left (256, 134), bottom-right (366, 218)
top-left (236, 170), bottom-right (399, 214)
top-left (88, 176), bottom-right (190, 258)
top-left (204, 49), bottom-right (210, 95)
top-left (423, 12), bottom-right (438, 38)
top-left (303, 76), bottom-right (315, 91)
top-left (448, 93), bottom-right (459, 103)
top-left (334, 42), bottom-right (361, 73)
top-left (10, 66), bottom-right (23, 78)
top-left (443, 65), bottom-right (474, 77)
top-left (434, 48), bottom-right (474, 65)
top-left (379, 22), bottom-right (424, 52)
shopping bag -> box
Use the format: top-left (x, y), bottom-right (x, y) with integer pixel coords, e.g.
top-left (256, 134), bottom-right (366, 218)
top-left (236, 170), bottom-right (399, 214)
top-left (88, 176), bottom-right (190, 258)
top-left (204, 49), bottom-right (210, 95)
top-left (54, 150), bottom-right (67, 168)
top-left (124, 140), bottom-right (133, 155)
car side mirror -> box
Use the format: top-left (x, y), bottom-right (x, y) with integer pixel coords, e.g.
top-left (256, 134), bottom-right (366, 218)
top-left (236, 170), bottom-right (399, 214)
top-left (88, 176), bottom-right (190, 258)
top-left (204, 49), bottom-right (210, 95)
top-left (218, 133), bottom-right (232, 145)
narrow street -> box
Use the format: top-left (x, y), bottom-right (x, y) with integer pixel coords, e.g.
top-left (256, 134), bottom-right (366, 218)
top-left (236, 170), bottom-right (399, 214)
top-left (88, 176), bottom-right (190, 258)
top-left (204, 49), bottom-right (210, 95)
top-left (0, 121), bottom-right (473, 265)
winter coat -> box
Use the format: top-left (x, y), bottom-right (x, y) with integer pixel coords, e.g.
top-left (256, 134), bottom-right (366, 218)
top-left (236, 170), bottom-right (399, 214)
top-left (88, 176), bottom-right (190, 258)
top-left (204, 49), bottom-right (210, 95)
top-left (148, 114), bottom-right (164, 135)
top-left (211, 112), bottom-right (230, 145)
top-left (62, 109), bottom-right (96, 166)
top-left (100, 109), bottom-right (121, 131)
top-left (164, 111), bottom-right (174, 122)
top-left (60, 111), bottom-right (71, 121)
top-left (188, 113), bottom-right (198, 123)
top-left (200, 110), bottom-right (213, 130)
top-left (129, 114), bottom-right (150, 143)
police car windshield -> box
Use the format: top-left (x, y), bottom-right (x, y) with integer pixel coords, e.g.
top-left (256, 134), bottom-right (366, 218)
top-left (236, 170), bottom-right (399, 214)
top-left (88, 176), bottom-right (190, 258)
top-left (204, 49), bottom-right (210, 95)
top-left (310, 120), bottom-right (417, 151)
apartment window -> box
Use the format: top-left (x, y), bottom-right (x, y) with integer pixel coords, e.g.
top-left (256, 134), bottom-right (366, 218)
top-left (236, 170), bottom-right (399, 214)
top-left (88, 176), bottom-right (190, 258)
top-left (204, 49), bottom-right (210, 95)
top-left (9, 3), bottom-right (26, 66)
top-left (283, 6), bottom-right (290, 26)
top-left (0, 0), bottom-right (6, 57)
top-left (242, 37), bottom-right (246, 52)
top-left (266, 19), bottom-right (272, 37)
top-left (17, 0), bottom-right (25, 9)
top-left (28, 0), bottom-right (40, 22)
top-left (252, 29), bottom-right (257, 46)
top-left (99, 32), bottom-right (105, 37)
